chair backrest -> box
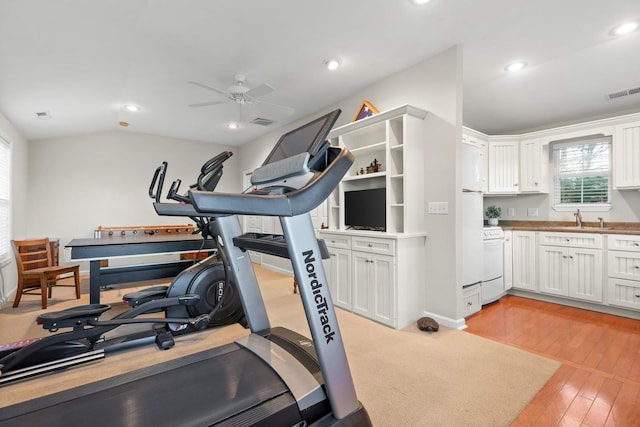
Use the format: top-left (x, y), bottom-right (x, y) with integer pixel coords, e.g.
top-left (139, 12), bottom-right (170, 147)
top-left (11, 238), bottom-right (53, 275)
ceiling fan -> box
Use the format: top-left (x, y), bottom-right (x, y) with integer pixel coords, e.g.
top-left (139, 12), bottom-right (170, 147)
top-left (187, 73), bottom-right (295, 118)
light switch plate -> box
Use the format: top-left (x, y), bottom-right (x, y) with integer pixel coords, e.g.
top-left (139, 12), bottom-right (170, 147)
top-left (428, 202), bottom-right (448, 214)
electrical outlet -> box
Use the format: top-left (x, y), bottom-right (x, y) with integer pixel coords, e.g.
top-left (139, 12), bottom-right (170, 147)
top-left (428, 202), bottom-right (448, 214)
top-left (507, 208), bottom-right (515, 217)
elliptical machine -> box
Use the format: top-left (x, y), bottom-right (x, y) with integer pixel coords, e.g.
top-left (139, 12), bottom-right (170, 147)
top-left (0, 152), bottom-right (244, 384)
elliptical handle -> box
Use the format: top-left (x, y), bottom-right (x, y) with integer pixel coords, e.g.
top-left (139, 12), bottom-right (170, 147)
top-left (197, 151), bottom-right (233, 191)
top-left (148, 161), bottom-right (168, 202)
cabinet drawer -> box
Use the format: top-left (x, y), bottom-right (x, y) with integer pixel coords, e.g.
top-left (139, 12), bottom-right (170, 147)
top-left (462, 284), bottom-right (481, 317)
top-left (608, 234), bottom-right (640, 252)
top-left (607, 277), bottom-right (640, 311)
top-left (351, 236), bottom-right (395, 256)
top-left (320, 232), bottom-right (351, 249)
top-left (608, 250), bottom-right (640, 281)
top-left (538, 232), bottom-right (602, 249)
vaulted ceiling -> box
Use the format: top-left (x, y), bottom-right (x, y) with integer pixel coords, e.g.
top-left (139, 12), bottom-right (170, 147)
top-left (1, 0), bottom-right (639, 145)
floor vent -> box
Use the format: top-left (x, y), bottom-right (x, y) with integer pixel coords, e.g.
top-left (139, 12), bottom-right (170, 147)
top-left (607, 86), bottom-right (640, 100)
top-left (250, 117), bottom-right (276, 126)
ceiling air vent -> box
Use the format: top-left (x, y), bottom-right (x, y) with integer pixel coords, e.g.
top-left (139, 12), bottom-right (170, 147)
top-left (250, 117), bottom-right (276, 126)
top-left (35, 111), bottom-right (52, 120)
top-left (607, 86), bottom-right (640, 100)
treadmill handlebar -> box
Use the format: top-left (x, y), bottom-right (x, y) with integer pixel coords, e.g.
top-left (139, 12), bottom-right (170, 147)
top-left (189, 146), bottom-right (353, 217)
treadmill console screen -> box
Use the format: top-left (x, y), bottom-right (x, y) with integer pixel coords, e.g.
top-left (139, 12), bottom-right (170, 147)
top-left (262, 109), bottom-right (341, 166)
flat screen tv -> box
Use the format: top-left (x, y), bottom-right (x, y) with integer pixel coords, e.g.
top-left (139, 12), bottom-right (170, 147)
top-left (344, 188), bottom-right (386, 231)
top-left (262, 109), bottom-right (341, 166)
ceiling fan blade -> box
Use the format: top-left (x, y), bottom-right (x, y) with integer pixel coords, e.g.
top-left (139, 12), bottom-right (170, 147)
top-left (254, 99), bottom-right (294, 115)
top-left (246, 83), bottom-right (274, 98)
top-left (188, 100), bottom-right (229, 108)
top-left (188, 81), bottom-right (228, 97)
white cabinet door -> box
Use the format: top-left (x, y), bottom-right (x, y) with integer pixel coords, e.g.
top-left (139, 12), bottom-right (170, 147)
top-left (369, 254), bottom-right (395, 326)
top-left (613, 120), bottom-right (640, 189)
top-left (488, 140), bottom-right (519, 193)
top-left (519, 138), bottom-right (546, 192)
top-left (351, 251), bottom-right (396, 327)
top-left (568, 247), bottom-right (603, 302)
top-left (539, 245), bottom-right (569, 296)
top-left (512, 231), bottom-right (537, 291)
top-left (326, 247), bottom-right (351, 310)
top-left (351, 251), bottom-right (372, 318)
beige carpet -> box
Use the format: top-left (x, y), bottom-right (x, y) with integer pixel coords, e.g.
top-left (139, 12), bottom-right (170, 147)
top-left (0, 266), bottom-right (560, 426)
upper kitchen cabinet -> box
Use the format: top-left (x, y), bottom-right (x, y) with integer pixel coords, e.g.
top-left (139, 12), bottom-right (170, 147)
top-left (487, 138), bottom-right (519, 194)
top-left (519, 138), bottom-right (548, 193)
top-left (613, 120), bottom-right (640, 189)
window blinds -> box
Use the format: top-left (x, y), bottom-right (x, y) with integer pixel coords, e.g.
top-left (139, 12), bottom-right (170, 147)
top-left (0, 137), bottom-right (10, 267)
top-left (553, 136), bottom-right (611, 206)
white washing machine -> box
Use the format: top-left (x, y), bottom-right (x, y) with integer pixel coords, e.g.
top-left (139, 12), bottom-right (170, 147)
top-left (482, 226), bottom-right (505, 304)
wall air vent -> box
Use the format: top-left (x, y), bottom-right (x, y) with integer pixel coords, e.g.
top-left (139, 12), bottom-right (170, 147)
top-left (607, 86), bottom-right (640, 100)
top-left (35, 111), bottom-right (52, 120)
top-left (250, 117), bottom-right (276, 126)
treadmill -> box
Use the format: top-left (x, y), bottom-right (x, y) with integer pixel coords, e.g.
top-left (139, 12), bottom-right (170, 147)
top-left (0, 109), bottom-right (372, 427)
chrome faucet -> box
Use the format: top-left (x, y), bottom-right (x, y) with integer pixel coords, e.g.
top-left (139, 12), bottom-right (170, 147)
top-left (574, 209), bottom-right (583, 228)
top-left (598, 217), bottom-right (605, 229)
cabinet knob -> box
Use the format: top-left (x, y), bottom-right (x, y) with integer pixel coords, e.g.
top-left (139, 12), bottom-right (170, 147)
top-left (534, 182), bottom-right (539, 186)
top-left (569, 256), bottom-right (574, 259)
top-left (565, 238), bottom-right (571, 242)
top-left (634, 243), bottom-right (640, 247)
top-left (467, 302), bottom-right (472, 306)
top-left (635, 265), bottom-right (639, 269)
top-left (562, 255), bottom-right (568, 259)
top-left (367, 243), bottom-right (372, 248)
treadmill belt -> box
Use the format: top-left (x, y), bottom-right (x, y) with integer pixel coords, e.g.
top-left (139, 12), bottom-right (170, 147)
top-left (0, 344), bottom-right (293, 427)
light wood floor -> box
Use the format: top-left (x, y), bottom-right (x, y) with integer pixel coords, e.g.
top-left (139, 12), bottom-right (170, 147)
top-left (465, 295), bottom-right (640, 427)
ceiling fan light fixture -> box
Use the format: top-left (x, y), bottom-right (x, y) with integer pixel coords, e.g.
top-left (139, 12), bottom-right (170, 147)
top-left (504, 61), bottom-right (527, 73)
top-left (610, 21), bottom-right (638, 36)
top-left (123, 104), bottom-right (141, 112)
top-left (324, 58), bottom-right (341, 71)
top-left (226, 122), bottom-right (240, 130)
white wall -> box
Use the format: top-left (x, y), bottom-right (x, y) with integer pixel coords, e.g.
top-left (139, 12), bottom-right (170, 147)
top-left (0, 112), bottom-right (29, 306)
top-left (27, 131), bottom-right (240, 245)
top-left (240, 46), bottom-right (465, 325)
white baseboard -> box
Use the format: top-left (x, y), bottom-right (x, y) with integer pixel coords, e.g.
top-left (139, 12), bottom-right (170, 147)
top-left (421, 310), bottom-right (467, 330)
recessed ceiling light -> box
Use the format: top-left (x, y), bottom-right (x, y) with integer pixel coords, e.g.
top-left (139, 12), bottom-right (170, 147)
top-left (324, 59), bottom-right (341, 71)
top-left (504, 62), bottom-right (527, 73)
top-left (610, 21), bottom-right (638, 36)
top-left (123, 104), bottom-right (141, 112)
top-left (226, 122), bottom-right (239, 130)
top-left (410, 0), bottom-right (431, 4)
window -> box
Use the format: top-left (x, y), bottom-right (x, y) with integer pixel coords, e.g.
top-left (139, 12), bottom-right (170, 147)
top-left (552, 135), bottom-right (611, 211)
top-left (0, 136), bottom-right (10, 267)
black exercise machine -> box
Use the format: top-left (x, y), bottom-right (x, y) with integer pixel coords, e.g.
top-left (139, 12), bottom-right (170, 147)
top-left (0, 153), bottom-right (245, 383)
top-left (0, 108), bottom-right (372, 426)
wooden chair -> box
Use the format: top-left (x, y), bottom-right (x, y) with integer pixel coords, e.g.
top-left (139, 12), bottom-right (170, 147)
top-left (11, 238), bottom-right (81, 309)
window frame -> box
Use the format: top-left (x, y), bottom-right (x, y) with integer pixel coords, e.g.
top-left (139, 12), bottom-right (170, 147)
top-left (551, 135), bottom-right (612, 213)
top-left (0, 134), bottom-right (11, 267)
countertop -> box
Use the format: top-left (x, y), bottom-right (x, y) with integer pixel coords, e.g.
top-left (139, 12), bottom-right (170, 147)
top-left (493, 220), bottom-right (640, 235)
